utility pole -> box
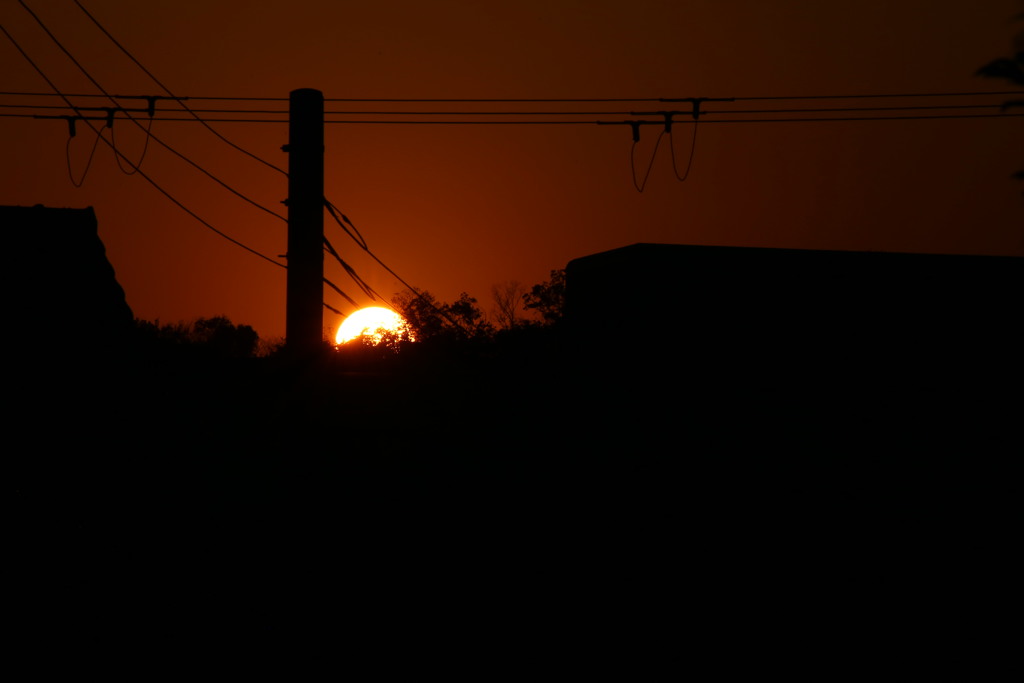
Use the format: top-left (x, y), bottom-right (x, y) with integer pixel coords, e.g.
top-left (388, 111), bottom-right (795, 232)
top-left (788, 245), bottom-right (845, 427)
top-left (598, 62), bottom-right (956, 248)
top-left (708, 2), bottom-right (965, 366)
top-left (285, 88), bottom-right (324, 355)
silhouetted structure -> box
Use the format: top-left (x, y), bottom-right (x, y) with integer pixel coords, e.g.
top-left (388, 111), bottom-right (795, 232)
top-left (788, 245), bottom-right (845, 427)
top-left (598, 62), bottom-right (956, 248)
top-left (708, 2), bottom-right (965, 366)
top-left (285, 88), bottom-right (325, 355)
top-left (2, 204), bottom-right (134, 358)
top-left (564, 243), bottom-right (1022, 384)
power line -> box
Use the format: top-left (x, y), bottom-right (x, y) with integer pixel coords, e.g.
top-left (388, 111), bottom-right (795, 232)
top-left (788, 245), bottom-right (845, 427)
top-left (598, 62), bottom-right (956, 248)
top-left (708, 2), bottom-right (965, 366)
top-left (8, 110), bottom-right (1024, 124)
top-left (631, 130), bottom-right (665, 193)
top-left (322, 199), bottom-right (471, 334)
top-left (9, 113), bottom-right (1020, 124)
top-left (16, 1), bottom-right (286, 221)
top-left (0, 90), bottom-right (192, 99)
top-left (8, 109), bottom-right (1024, 134)
top-left (729, 90), bottom-right (1024, 101)
top-left (17, 7), bottom-right (403, 319)
top-left (595, 112), bottom-right (1024, 127)
top-left (701, 103), bottom-right (1010, 115)
top-left (324, 237), bottom-right (375, 300)
top-left (110, 111), bottom-right (153, 175)
top-left (4, 102), bottom-right (1015, 119)
top-left (4, 89), bottom-right (1021, 104)
top-left (0, 20), bottom-right (284, 268)
top-left (324, 199), bottom-right (369, 252)
top-left (6, 10), bottom-right (1020, 313)
top-left (669, 125), bottom-right (698, 183)
top-left (6, 88), bottom-right (1020, 130)
top-left (70, 0), bottom-right (287, 176)
top-left (326, 91), bottom-right (1024, 103)
top-left (4, 18), bottom-right (544, 321)
top-left (324, 198), bottom-right (477, 338)
top-left (323, 235), bottom-right (391, 305)
top-left (325, 97), bottom-right (667, 103)
top-left (65, 124), bottom-right (104, 187)
top-left (650, 113), bottom-right (1024, 124)
top-left (162, 96), bottom-right (289, 102)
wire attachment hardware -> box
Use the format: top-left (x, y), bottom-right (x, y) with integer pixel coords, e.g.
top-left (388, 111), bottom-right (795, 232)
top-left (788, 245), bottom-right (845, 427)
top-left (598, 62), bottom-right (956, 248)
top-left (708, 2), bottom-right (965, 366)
top-left (61, 114), bottom-right (78, 137)
top-left (628, 120), bottom-right (642, 142)
top-left (659, 111), bottom-right (674, 133)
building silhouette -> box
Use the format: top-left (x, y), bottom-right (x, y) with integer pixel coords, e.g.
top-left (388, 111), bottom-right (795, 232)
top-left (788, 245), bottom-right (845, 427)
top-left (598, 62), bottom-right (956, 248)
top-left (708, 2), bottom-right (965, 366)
top-left (564, 243), bottom-right (1022, 384)
top-left (2, 204), bottom-right (134, 359)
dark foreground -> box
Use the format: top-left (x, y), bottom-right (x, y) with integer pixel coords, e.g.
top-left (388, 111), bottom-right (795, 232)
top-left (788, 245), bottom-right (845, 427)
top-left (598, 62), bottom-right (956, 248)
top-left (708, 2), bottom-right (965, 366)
top-left (7, 339), bottom-right (1020, 672)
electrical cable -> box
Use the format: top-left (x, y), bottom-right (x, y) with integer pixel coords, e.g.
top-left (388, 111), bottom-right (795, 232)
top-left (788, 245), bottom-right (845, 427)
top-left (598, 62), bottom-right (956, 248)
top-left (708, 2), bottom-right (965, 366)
top-left (66, 125), bottom-right (104, 187)
top-left (5, 89), bottom-right (1022, 104)
top-left (728, 90), bottom-right (1024, 101)
top-left (324, 199), bottom-right (369, 251)
top-left (323, 214), bottom-right (410, 315)
top-left (702, 103), bottom-right (1009, 115)
top-left (18, 2), bottom-right (286, 222)
top-left (323, 276), bottom-right (359, 309)
top-left (6, 111), bottom-right (1024, 124)
top-left (6, 13), bottom-right (1020, 301)
top-left (326, 199), bottom-right (442, 315)
top-left (669, 122), bottom-right (698, 182)
top-left (166, 102), bottom-right (1016, 117)
top-left (322, 199), bottom-right (470, 334)
top-left (323, 201), bottom-right (401, 310)
top-left (19, 1), bottom-right (159, 173)
top-left (71, 0), bottom-right (287, 176)
top-left (324, 235), bottom-right (377, 300)
top-left (133, 165), bottom-right (285, 268)
top-left (1, 101), bottom-right (1015, 117)
top-left (30, 113), bottom-right (288, 221)
top-left (631, 130), bottom-right (665, 192)
top-left (110, 112), bottom-right (153, 175)
top-left (1, 21), bottom-right (284, 269)
top-left (3, 24), bottom-right (440, 324)
top-left (650, 112), bottom-right (1024, 124)
top-left (323, 97), bottom-right (666, 103)
top-left (0, 101), bottom-right (94, 110)
top-left (4, 89), bottom-right (1020, 126)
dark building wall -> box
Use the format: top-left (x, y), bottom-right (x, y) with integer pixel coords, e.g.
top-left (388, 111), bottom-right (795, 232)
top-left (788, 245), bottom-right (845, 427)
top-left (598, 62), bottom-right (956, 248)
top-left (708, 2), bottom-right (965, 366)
top-left (564, 243), bottom-right (1022, 382)
top-left (2, 205), bottom-right (134, 356)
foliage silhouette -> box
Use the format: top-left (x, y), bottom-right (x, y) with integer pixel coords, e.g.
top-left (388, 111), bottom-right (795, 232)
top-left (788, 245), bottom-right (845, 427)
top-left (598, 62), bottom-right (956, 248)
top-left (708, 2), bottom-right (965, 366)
top-left (522, 269), bottom-right (566, 325)
top-left (490, 280), bottom-right (527, 330)
top-left (333, 321), bottom-right (415, 371)
top-left (392, 289), bottom-right (493, 343)
top-left (134, 316), bottom-right (260, 359)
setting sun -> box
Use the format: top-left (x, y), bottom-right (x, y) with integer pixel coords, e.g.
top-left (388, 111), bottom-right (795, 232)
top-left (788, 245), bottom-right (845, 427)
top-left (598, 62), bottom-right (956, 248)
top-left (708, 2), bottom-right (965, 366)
top-left (336, 307), bottom-right (413, 345)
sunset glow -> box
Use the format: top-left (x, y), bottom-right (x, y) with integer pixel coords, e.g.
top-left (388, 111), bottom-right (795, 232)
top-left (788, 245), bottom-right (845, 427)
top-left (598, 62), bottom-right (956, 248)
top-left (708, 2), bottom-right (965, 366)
top-left (335, 307), bottom-right (413, 345)
top-left (2, 2), bottom-right (1021, 343)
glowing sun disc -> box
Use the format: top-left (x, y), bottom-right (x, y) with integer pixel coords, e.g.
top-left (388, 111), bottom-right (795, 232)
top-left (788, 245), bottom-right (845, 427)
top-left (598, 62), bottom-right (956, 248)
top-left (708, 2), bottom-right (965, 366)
top-left (336, 307), bottom-right (411, 345)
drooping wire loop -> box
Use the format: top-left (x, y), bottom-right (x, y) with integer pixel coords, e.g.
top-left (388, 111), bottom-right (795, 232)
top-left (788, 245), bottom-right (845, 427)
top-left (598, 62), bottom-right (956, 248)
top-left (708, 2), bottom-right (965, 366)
top-left (66, 119), bottom-right (103, 187)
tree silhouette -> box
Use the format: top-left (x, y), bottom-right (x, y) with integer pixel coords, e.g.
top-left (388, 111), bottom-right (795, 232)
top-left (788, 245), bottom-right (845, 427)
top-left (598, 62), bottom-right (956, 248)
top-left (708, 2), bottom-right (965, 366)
top-left (491, 280), bottom-right (526, 330)
top-left (447, 292), bottom-right (493, 338)
top-left (392, 289), bottom-right (493, 341)
top-left (392, 289), bottom-right (449, 341)
top-left (522, 269), bottom-right (566, 325)
top-left (134, 316), bottom-right (260, 359)
top-left (192, 316), bottom-right (259, 358)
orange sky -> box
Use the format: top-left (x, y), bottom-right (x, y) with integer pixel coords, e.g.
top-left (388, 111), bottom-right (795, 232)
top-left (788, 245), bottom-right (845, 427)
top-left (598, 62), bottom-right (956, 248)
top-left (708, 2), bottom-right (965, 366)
top-left (2, 0), bottom-right (1022, 342)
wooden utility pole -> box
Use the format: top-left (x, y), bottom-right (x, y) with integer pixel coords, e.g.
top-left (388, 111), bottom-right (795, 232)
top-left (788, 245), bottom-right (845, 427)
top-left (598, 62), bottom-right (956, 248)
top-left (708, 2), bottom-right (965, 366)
top-left (285, 88), bottom-right (325, 354)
